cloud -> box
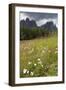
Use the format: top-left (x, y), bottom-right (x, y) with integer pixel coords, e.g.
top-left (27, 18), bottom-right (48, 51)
top-left (20, 12), bottom-right (58, 27)
top-left (36, 18), bottom-right (58, 26)
top-left (20, 13), bottom-right (34, 21)
top-left (20, 12), bottom-right (57, 20)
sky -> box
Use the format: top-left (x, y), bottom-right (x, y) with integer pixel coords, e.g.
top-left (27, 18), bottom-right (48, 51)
top-left (20, 12), bottom-right (58, 27)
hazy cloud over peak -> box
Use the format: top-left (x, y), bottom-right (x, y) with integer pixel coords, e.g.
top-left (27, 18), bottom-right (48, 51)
top-left (20, 12), bottom-right (58, 26)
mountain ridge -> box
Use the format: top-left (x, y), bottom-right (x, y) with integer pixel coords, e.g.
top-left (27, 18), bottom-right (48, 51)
top-left (20, 18), bottom-right (57, 31)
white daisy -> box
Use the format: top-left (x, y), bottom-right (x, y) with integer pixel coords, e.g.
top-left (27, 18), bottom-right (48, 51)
top-left (23, 69), bottom-right (27, 74)
top-left (42, 50), bottom-right (45, 53)
top-left (41, 65), bottom-right (43, 68)
top-left (44, 47), bottom-right (48, 51)
top-left (30, 72), bottom-right (34, 76)
top-left (27, 70), bottom-right (29, 74)
top-left (38, 61), bottom-right (42, 65)
top-left (37, 58), bottom-right (41, 61)
top-left (28, 62), bottom-right (32, 65)
top-left (34, 63), bottom-right (37, 66)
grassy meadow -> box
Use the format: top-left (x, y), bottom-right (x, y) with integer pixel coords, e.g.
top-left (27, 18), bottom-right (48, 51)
top-left (20, 35), bottom-right (58, 78)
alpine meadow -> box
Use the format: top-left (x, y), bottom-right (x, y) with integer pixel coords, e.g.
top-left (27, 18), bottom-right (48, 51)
top-left (20, 12), bottom-right (58, 78)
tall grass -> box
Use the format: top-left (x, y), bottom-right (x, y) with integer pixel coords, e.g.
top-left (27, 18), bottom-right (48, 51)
top-left (20, 35), bottom-right (58, 77)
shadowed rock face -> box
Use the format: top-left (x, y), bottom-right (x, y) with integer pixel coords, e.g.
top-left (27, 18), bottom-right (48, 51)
top-left (20, 18), bottom-right (57, 31)
top-left (20, 18), bottom-right (58, 40)
top-left (41, 21), bottom-right (57, 32)
top-left (20, 18), bottom-right (37, 29)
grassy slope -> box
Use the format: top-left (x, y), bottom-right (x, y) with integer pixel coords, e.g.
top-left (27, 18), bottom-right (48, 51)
top-left (20, 35), bottom-right (58, 77)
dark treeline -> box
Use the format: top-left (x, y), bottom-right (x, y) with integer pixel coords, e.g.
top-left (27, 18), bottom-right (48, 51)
top-left (20, 18), bottom-right (57, 40)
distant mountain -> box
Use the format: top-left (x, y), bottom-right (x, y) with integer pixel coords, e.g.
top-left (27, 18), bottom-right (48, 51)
top-left (20, 18), bottom-right (37, 29)
top-left (41, 21), bottom-right (57, 32)
top-left (20, 18), bottom-right (57, 31)
top-left (20, 18), bottom-right (58, 40)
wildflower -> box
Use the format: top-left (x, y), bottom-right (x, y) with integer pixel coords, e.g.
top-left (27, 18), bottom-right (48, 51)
top-left (28, 62), bottom-right (32, 65)
top-left (56, 47), bottom-right (58, 50)
top-left (23, 69), bottom-right (27, 74)
top-left (41, 64), bottom-right (43, 68)
top-left (44, 47), bottom-right (48, 51)
top-left (42, 50), bottom-right (45, 53)
top-left (30, 72), bottom-right (34, 76)
top-left (38, 61), bottom-right (42, 65)
top-left (27, 70), bottom-right (29, 74)
top-left (34, 63), bottom-right (37, 66)
top-left (37, 58), bottom-right (41, 61)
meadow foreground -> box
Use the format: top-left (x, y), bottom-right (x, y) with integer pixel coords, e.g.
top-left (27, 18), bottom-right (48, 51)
top-left (20, 35), bottom-right (58, 78)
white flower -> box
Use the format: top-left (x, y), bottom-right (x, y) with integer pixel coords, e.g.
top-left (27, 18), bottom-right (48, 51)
top-left (43, 47), bottom-right (46, 50)
top-left (41, 65), bottom-right (43, 68)
top-left (34, 63), bottom-right (37, 66)
top-left (37, 58), bottom-right (41, 61)
top-left (23, 69), bottom-right (27, 74)
top-left (38, 61), bottom-right (42, 65)
top-left (30, 72), bottom-right (34, 76)
top-left (44, 47), bottom-right (48, 51)
top-left (56, 47), bottom-right (58, 50)
top-left (28, 62), bottom-right (32, 65)
top-left (42, 50), bottom-right (45, 53)
top-left (27, 70), bottom-right (29, 74)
